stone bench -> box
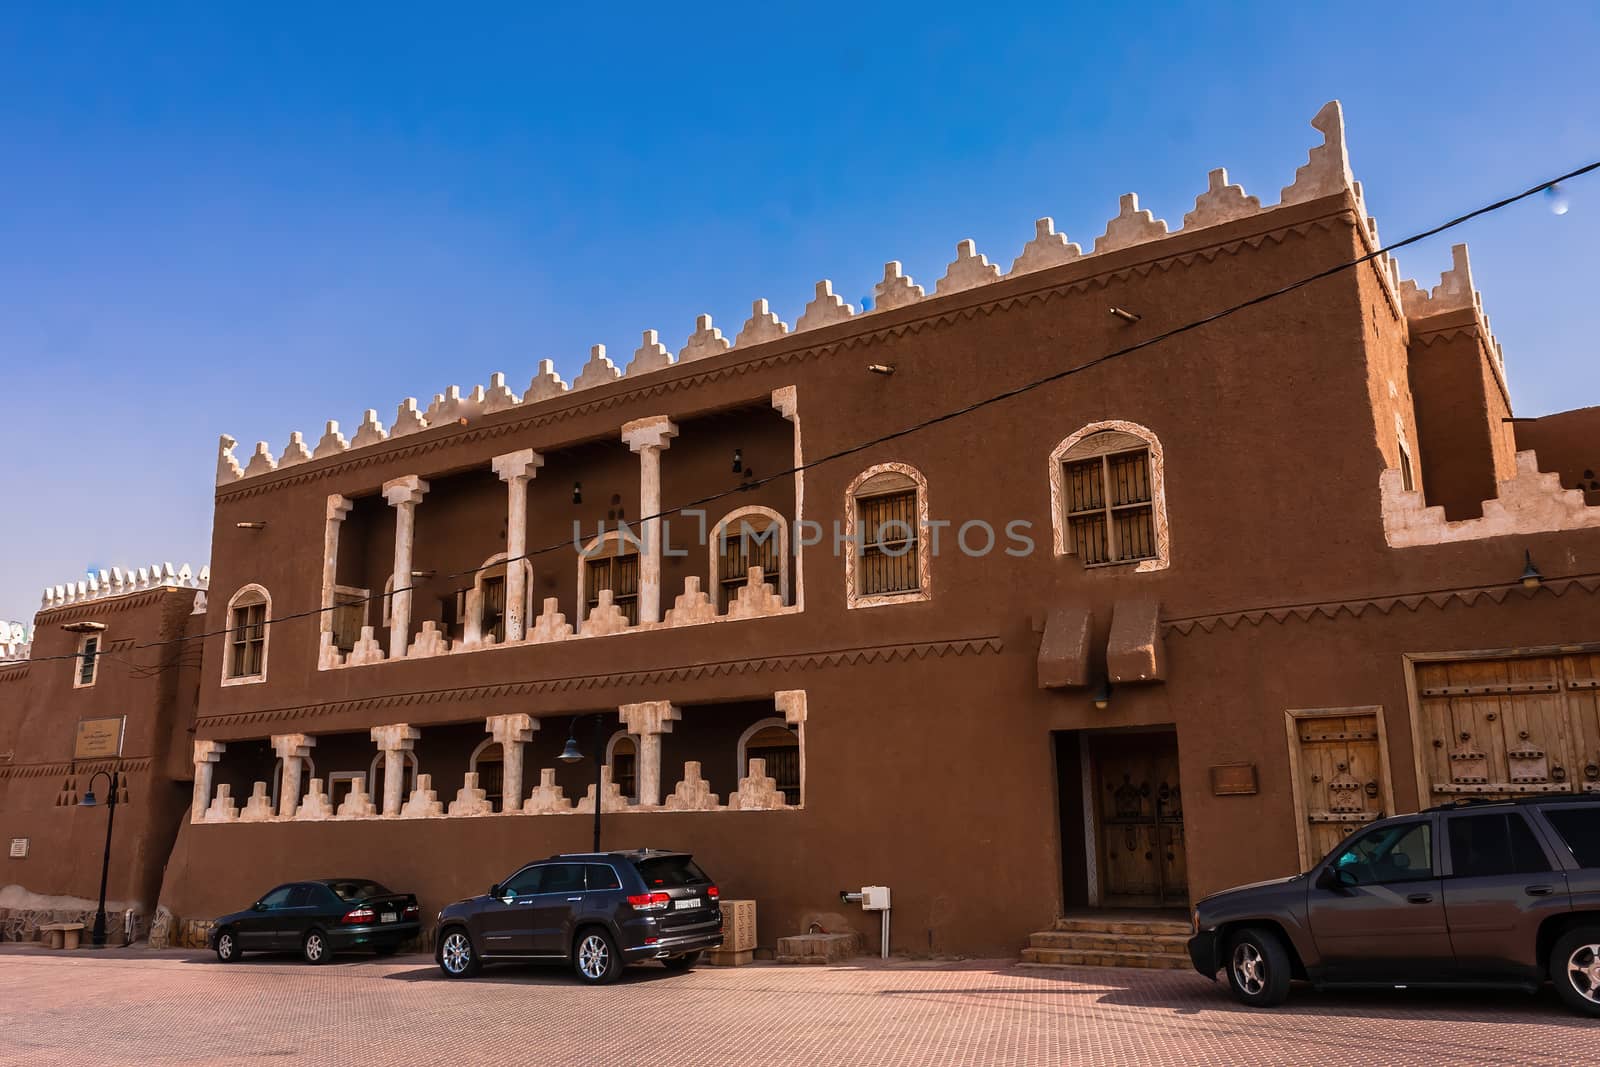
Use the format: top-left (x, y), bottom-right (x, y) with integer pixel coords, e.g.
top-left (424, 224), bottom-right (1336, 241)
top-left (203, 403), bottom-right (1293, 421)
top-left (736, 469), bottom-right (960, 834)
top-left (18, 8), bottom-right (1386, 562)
top-left (39, 923), bottom-right (85, 950)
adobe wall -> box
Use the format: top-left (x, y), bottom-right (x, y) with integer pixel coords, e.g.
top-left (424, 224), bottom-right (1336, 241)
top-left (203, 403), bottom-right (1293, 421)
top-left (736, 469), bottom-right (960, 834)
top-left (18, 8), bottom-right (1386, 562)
top-left (1516, 405), bottom-right (1600, 507)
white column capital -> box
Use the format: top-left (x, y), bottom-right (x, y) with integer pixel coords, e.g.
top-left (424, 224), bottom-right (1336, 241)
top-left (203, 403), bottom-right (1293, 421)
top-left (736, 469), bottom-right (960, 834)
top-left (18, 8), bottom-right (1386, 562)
top-left (271, 733), bottom-right (316, 760)
top-left (486, 713), bottom-right (537, 745)
top-left (775, 690), bottom-right (808, 724)
top-left (771, 386), bottom-right (798, 422)
top-left (621, 416), bottom-right (679, 453)
top-left (371, 723), bottom-right (421, 753)
top-left (619, 700), bottom-right (681, 736)
top-left (382, 475), bottom-right (430, 507)
top-left (326, 494), bottom-right (353, 522)
top-left (193, 739), bottom-right (226, 764)
top-left (492, 448), bottom-right (545, 483)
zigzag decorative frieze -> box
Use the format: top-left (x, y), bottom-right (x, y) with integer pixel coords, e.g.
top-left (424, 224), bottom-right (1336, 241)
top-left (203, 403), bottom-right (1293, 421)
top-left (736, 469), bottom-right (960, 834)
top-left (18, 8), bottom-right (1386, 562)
top-left (193, 636), bottom-right (1006, 729)
top-left (0, 757), bottom-right (154, 782)
top-left (1164, 576), bottom-right (1600, 637)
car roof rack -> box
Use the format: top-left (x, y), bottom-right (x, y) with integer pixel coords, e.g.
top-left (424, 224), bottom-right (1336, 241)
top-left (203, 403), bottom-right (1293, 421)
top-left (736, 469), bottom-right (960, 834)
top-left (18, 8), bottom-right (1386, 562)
top-left (1422, 794), bottom-right (1600, 814)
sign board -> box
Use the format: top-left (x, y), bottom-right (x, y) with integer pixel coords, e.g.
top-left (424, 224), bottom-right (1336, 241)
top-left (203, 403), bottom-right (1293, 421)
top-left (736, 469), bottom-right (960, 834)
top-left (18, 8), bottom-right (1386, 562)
top-left (74, 717), bottom-right (125, 760)
top-left (1210, 762), bottom-right (1259, 796)
top-left (8, 838), bottom-right (27, 859)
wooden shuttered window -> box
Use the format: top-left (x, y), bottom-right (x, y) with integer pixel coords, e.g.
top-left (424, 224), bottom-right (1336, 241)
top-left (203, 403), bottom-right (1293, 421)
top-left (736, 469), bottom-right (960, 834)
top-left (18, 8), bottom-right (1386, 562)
top-left (857, 488), bottom-right (919, 596)
top-left (229, 601), bottom-right (267, 677)
top-left (585, 552), bottom-right (640, 625)
top-left (1064, 444), bottom-right (1156, 566)
top-left (481, 575), bottom-right (507, 643)
top-left (332, 590), bottom-right (367, 653)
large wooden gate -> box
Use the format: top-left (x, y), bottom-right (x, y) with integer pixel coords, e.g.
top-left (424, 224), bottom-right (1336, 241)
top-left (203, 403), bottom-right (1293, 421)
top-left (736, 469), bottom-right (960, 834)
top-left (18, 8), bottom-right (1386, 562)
top-left (1412, 649), bottom-right (1600, 808)
top-left (1092, 732), bottom-right (1186, 906)
top-left (1286, 707), bottom-right (1395, 869)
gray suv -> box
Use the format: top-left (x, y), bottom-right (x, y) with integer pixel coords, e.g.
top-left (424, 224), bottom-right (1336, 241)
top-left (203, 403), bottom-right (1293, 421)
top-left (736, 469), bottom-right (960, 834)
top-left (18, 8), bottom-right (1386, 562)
top-left (1188, 796), bottom-right (1600, 1015)
top-left (434, 849), bottom-right (723, 983)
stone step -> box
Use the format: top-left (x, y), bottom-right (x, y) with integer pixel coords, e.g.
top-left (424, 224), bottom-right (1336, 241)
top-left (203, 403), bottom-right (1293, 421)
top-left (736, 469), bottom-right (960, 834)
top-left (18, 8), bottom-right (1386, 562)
top-left (1051, 917), bottom-right (1190, 936)
top-left (1020, 947), bottom-right (1191, 970)
top-left (1027, 931), bottom-right (1190, 953)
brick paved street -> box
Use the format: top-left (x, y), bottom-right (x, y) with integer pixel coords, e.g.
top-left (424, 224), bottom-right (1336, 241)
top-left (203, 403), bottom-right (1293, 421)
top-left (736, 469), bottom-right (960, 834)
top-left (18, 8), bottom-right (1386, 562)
top-left (0, 946), bottom-right (1587, 1066)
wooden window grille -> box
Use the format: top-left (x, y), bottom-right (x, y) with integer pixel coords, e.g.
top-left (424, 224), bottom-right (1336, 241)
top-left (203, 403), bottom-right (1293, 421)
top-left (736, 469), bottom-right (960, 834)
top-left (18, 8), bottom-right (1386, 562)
top-left (857, 488), bottom-right (920, 596)
top-left (76, 636), bottom-right (99, 687)
top-left (229, 601), bottom-right (267, 677)
top-left (481, 575), bottom-right (507, 643)
top-left (747, 730), bottom-right (801, 806)
top-left (610, 737), bottom-right (637, 800)
top-left (718, 521), bottom-right (783, 607)
top-left (331, 590), bottom-right (368, 653)
top-left (1064, 446), bottom-right (1155, 566)
top-left (585, 552), bottom-right (640, 625)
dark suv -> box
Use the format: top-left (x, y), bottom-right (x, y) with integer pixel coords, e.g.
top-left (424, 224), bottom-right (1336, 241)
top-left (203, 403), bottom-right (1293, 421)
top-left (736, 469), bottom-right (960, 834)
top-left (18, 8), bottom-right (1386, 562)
top-left (434, 849), bottom-right (723, 983)
top-left (1188, 796), bottom-right (1600, 1015)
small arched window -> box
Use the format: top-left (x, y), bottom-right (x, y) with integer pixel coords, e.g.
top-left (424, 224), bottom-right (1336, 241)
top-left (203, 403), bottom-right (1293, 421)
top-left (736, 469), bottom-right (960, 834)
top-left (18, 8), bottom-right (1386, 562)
top-left (223, 584), bottom-right (271, 684)
top-left (710, 506), bottom-right (789, 609)
top-left (579, 531), bottom-right (642, 626)
top-left (606, 731), bottom-right (638, 802)
top-left (1049, 422), bottom-right (1169, 571)
top-left (469, 739), bottom-right (505, 811)
top-left (467, 553), bottom-right (533, 644)
top-left (737, 718), bottom-right (801, 806)
top-left (845, 463), bottom-right (930, 608)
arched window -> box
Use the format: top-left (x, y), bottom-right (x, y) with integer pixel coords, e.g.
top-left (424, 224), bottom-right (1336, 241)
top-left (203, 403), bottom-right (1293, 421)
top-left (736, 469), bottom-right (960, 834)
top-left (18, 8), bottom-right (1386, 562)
top-left (269, 755), bottom-right (317, 811)
top-left (737, 718), bottom-right (801, 805)
top-left (710, 506), bottom-right (789, 610)
top-left (368, 751), bottom-right (418, 800)
top-left (578, 530), bottom-right (643, 627)
top-left (467, 553), bottom-right (534, 644)
top-left (844, 463), bottom-right (931, 608)
top-left (470, 739), bottom-right (505, 811)
top-left (223, 584), bottom-right (271, 684)
top-left (605, 731), bottom-right (638, 802)
top-left (1049, 421), bottom-right (1169, 572)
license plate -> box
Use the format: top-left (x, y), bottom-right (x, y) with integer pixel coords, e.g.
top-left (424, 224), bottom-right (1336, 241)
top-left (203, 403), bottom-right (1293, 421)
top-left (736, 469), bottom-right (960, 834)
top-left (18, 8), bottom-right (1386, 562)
top-left (674, 898), bottom-right (702, 911)
top-left (380, 913), bottom-right (397, 924)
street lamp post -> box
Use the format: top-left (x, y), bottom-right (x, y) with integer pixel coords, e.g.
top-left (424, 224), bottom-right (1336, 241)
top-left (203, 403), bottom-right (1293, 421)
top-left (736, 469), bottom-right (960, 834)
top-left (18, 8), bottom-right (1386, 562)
top-left (79, 768), bottom-right (121, 949)
top-left (558, 714), bottom-right (607, 852)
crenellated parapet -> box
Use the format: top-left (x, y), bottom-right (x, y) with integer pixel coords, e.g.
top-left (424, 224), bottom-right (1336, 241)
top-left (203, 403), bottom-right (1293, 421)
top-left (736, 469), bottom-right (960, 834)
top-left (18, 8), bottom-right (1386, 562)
top-left (39, 562), bottom-right (209, 613)
top-left (218, 100), bottom-right (1421, 487)
top-left (1397, 243), bottom-right (1506, 380)
top-left (0, 620), bottom-right (31, 662)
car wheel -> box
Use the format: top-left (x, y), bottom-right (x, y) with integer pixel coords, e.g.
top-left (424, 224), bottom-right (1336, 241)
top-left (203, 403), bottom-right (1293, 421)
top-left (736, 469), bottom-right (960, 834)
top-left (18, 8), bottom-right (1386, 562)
top-left (1551, 927), bottom-right (1600, 1017)
top-left (214, 928), bottom-right (240, 963)
top-left (1225, 927), bottom-right (1291, 1007)
top-left (302, 930), bottom-right (330, 965)
top-left (436, 927), bottom-right (479, 978)
top-left (661, 951), bottom-right (701, 972)
top-left (573, 928), bottom-right (620, 985)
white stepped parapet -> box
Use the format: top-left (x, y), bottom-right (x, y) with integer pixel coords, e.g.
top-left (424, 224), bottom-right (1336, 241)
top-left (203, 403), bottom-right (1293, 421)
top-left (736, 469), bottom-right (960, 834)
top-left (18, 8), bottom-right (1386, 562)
top-left (936, 240), bottom-right (1001, 295)
top-left (1010, 218), bottom-right (1081, 276)
top-left (216, 435), bottom-right (243, 486)
top-left (1094, 193), bottom-right (1169, 254)
top-left (1398, 243), bottom-right (1480, 318)
top-left (391, 398), bottom-right (428, 437)
top-left (735, 299), bottom-right (788, 347)
top-left (312, 420), bottom-right (349, 459)
top-left (525, 359), bottom-right (568, 401)
top-left (39, 560), bottom-right (209, 611)
top-left (679, 314), bottom-right (731, 362)
top-left (482, 372), bottom-right (521, 413)
top-left (627, 330), bottom-right (674, 376)
top-left (873, 261), bottom-right (924, 311)
top-left (351, 409), bottom-right (388, 448)
top-left (1280, 100), bottom-right (1353, 206)
top-left (242, 442), bottom-right (278, 478)
top-left (1183, 168), bottom-right (1260, 230)
top-left (426, 385), bottom-right (485, 424)
top-left (795, 281), bottom-right (854, 331)
top-left (572, 345), bottom-right (622, 390)
top-left (279, 431), bottom-right (313, 468)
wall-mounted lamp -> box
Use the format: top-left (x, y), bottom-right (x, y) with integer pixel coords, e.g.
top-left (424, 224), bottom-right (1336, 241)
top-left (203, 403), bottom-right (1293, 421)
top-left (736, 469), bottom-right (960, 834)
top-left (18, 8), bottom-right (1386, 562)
top-left (1108, 306), bottom-right (1141, 324)
top-left (60, 620), bottom-right (107, 634)
top-left (235, 521), bottom-right (267, 530)
top-left (572, 481), bottom-right (583, 505)
top-left (1519, 549), bottom-right (1544, 590)
top-left (732, 448), bottom-right (743, 474)
top-left (867, 364), bottom-right (896, 376)
top-left (1091, 678), bottom-right (1113, 710)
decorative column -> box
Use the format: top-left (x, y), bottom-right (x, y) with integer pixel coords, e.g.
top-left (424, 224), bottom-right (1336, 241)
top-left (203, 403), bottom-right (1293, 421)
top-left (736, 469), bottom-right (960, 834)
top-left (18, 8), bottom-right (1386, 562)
top-left (621, 417), bottom-right (679, 625)
top-left (382, 476), bottom-right (430, 659)
top-left (776, 689), bottom-right (808, 806)
top-left (619, 700), bottom-right (681, 807)
top-left (485, 713), bottom-right (538, 813)
top-left (191, 740), bottom-right (225, 823)
top-left (772, 387), bottom-right (803, 609)
top-left (320, 495), bottom-right (353, 642)
top-left (491, 449), bottom-right (545, 642)
top-left (370, 723), bottom-right (421, 817)
top-left (271, 733), bottom-right (316, 819)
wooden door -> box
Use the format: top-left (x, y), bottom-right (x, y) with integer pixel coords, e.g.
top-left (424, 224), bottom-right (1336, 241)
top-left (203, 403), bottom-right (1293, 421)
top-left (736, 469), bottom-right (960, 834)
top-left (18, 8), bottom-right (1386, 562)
top-left (1290, 709), bottom-right (1389, 866)
top-left (1093, 733), bottom-right (1186, 906)
top-left (1414, 651), bottom-right (1600, 806)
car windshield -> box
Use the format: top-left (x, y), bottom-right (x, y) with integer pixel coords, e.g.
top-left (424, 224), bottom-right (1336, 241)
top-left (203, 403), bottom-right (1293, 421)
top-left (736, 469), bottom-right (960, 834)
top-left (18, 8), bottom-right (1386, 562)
top-left (1329, 821), bottom-right (1432, 884)
top-left (633, 855), bottom-right (709, 888)
top-left (325, 880), bottom-right (390, 901)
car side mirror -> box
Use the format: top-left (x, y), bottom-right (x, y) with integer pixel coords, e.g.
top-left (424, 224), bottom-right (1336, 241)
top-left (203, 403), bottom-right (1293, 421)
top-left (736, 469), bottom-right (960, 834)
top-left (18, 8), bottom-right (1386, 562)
top-left (1315, 866), bottom-right (1357, 893)
top-left (252, 901), bottom-right (267, 912)
top-left (488, 884), bottom-right (499, 899)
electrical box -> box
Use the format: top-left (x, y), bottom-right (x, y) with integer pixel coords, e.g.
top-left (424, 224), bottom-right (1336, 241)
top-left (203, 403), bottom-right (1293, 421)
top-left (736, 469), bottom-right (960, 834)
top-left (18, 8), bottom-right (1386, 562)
top-left (861, 885), bottom-right (891, 911)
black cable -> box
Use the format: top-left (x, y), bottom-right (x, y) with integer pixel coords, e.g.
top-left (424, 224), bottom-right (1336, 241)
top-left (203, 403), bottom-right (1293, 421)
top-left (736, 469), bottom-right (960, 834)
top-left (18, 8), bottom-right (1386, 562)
top-left (13, 157), bottom-right (1600, 667)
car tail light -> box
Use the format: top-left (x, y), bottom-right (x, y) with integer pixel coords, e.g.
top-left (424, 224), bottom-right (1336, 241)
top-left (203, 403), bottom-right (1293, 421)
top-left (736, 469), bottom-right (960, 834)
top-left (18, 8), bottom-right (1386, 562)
top-left (707, 885), bottom-right (720, 900)
top-left (628, 892), bottom-right (671, 912)
top-left (403, 902), bottom-right (420, 918)
top-left (643, 937), bottom-right (659, 945)
top-left (341, 907), bottom-right (376, 925)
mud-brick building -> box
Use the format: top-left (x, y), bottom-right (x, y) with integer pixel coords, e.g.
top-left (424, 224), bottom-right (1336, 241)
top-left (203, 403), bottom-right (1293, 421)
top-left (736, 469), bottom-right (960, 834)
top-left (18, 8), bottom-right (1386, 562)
top-left (0, 567), bottom-right (208, 941)
top-left (9, 100), bottom-right (1598, 960)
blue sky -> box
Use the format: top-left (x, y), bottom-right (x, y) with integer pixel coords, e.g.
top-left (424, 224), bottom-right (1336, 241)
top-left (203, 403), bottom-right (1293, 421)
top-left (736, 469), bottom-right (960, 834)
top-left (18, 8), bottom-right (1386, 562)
top-left (2, 2), bottom-right (1596, 624)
